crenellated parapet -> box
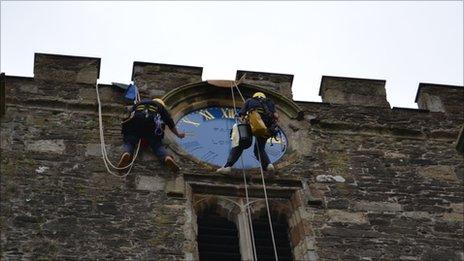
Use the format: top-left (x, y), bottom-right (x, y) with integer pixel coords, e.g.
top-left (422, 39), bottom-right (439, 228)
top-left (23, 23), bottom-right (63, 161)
top-left (131, 61), bottom-right (203, 98)
top-left (2, 52), bottom-right (462, 116)
top-left (34, 53), bottom-right (101, 85)
top-left (415, 83), bottom-right (464, 115)
top-left (319, 76), bottom-right (390, 108)
top-left (236, 70), bottom-right (294, 100)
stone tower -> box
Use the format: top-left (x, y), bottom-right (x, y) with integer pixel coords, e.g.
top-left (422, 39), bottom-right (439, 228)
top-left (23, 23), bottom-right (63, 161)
top-left (1, 53), bottom-right (463, 260)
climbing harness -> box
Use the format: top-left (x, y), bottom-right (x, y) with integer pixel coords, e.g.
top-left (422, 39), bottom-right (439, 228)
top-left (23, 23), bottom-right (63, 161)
top-left (95, 83), bottom-right (141, 177)
top-left (230, 82), bottom-right (279, 261)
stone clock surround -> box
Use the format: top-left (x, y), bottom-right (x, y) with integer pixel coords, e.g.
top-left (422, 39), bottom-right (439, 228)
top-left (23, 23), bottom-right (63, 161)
top-left (161, 80), bottom-right (304, 172)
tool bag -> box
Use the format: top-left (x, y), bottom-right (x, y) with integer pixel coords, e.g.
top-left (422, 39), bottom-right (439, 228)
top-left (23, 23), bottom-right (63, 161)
top-left (248, 110), bottom-right (270, 137)
top-left (231, 123), bottom-right (252, 149)
top-left (237, 123), bottom-right (252, 149)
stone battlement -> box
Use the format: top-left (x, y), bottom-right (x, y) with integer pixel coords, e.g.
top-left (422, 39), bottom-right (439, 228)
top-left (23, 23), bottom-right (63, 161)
top-left (2, 53), bottom-right (462, 113)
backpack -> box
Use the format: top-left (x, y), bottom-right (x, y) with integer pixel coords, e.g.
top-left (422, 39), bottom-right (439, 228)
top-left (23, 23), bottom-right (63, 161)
top-left (132, 101), bottom-right (164, 136)
top-left (251, 98), bottom-right (280, 138)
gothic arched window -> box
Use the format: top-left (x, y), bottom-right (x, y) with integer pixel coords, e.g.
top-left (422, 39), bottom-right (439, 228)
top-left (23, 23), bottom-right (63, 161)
top-left (196, 204), bottom-right (241, 261)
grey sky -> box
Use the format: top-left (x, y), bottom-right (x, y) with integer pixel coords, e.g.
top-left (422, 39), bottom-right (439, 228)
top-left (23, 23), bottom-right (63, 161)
top-left (1, 1), bottom-right (463, 108)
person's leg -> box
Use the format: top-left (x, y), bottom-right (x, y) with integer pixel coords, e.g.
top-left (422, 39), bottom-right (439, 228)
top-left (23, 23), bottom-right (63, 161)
top-left (147, 136), bottom-right (168, 160)
top-left (119, 133), bottom-right (139, 169)
top-left (148, 136), bottom-right (179, 172)
top-left (254, 136), bottom-right (270, 170)
top-left (217, 146), bottom-right (244, 174)
top-left (224, 146), bottom-right (244, 168)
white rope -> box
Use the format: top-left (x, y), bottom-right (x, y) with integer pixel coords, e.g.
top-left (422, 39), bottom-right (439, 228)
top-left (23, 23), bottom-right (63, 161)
top-left (233, 82), bottom-right (279, 261)
top-left (255, 142), bottom-right (279, 261)
top-left (95, 83), bottom-right (141, 177)
top-left (230, 84), bottom-right (258, 261)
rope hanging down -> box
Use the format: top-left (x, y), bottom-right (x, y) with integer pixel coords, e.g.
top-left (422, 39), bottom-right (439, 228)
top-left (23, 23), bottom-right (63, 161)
top-left (231, 82), bottom-right (279, 261)
top-left (230, 85), bottom-right (258, 261)
top-left (95, 83), bottom-right (141, 177)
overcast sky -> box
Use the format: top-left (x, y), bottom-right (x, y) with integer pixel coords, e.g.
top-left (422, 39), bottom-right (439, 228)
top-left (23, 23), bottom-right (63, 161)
top-left (1, 1), bottom-right (463, 108)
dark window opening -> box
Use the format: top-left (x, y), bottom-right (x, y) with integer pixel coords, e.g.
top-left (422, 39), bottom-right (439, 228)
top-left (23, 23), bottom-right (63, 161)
top-left (197, 206), bottom-right (241, 261)
top-left (253, 211), bottom-right (293, 261)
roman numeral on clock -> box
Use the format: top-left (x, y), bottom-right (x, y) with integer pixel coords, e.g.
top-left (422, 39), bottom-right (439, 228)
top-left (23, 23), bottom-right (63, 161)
top-left (221, 108), bottom-right (236, 119)
top-left (181, 117), bottom-right (200, 127)
top-left (199, 109), bottom-right (215, 120)
top-left (201, 150), bottom-right (218, 162)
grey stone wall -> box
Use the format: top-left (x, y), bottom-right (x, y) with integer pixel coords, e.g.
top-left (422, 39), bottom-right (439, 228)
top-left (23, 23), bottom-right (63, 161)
top-left (290, 102), bottom-right (463, 260)
top-left (1, 53), bottom-right (463, 260)
top-left (1, 78), bottom-right (194, 260)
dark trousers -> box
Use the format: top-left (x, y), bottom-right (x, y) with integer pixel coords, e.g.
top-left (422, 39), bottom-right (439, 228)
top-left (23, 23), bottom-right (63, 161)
top-left (224, 136), bottom-right (270, 170)
top-left (122, 114), bottom-right (167, 160)
top-left (123, 133), bottom-right (167, 160)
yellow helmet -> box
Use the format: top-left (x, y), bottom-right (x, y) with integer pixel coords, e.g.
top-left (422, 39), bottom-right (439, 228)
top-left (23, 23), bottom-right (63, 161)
top-left (153, 98), bottom-right (165, 107)
top-left (253, 92), bottom-right (266, 99)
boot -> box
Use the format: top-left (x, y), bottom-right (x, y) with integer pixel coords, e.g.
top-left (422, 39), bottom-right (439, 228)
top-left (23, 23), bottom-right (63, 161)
top-left (165, 156), bottom-right (180, 173)
top-left (216, 166), bottom-right (232, 174)
top-left (118, 152), bottom-right (133, 170)
top-left (266, 164), bottom-right (275, 174)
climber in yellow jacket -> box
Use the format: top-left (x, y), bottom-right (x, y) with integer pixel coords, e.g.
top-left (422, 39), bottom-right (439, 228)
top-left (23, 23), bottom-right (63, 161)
top-left (217, 92), bottom-right (279, 174)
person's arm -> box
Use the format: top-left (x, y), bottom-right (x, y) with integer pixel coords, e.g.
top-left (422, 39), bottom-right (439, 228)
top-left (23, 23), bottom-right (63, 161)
top-left (268, 100), bottom-right (279, 121)
top-left (170, 126), bottom-right (186, 139)
top-left (161, 108), bottom-right (186, 139)
top-left (238, 99), bottom-right (250, 116)
top-left (125, 105), bottom-right (134, 113)
top-left (273, 112), bottom-right (279, 121)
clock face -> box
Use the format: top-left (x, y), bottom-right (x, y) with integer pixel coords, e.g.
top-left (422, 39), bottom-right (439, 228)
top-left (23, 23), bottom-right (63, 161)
top-left (175, 106), bottom-right (287, 169)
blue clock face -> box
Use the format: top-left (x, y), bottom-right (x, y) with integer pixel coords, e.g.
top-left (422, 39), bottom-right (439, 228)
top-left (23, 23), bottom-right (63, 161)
top-left (175, 106), bottom-right (287, 169)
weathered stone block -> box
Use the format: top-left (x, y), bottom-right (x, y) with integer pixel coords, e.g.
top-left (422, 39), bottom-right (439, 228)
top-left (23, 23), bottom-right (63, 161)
top-left (402, 211), bottom-right (432, 220)
top-left (327, 198), bottom-right (350, 209)
top-left (327, 210), bottom-right (368, 224)
top-left (136, 175), bottom-right (165, 192)
top-left (354, 201), bottom-right (402, 212)
top-left (132, 62), bottom-right (202, 98)
top-left (236, 70), bottom-right (294, 100)
top-left (319, 76), bottom-right (390, 107)
top-left (34, 53), bottom-right (100, 85)
top-left (85, 144), bottom-right (103, 157)
top-left (165, 175), bottom-right (185, 197)
top-left (1, 73), bottom-right (5, 117)
top-left (25, 139), bottom-right (65, 154)
top-left (415, 83), bottom-right (464, 114)
top-left (441, 212), bottom-right (464, 222)
top-left (417, 165), bottom-right (458, 182)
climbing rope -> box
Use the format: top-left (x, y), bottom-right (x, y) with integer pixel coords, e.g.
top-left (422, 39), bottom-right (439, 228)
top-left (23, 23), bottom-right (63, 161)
top-left (231, 82), bottom-right (279, 261)
top-left (230, 84), bottom-right (258, 261)
top-left (95, 83), bottom-right (141, 177)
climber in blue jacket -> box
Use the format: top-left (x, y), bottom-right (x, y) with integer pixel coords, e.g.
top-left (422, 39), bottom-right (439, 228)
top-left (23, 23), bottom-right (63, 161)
top-left (118, 98), bottom-right (185, 172)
